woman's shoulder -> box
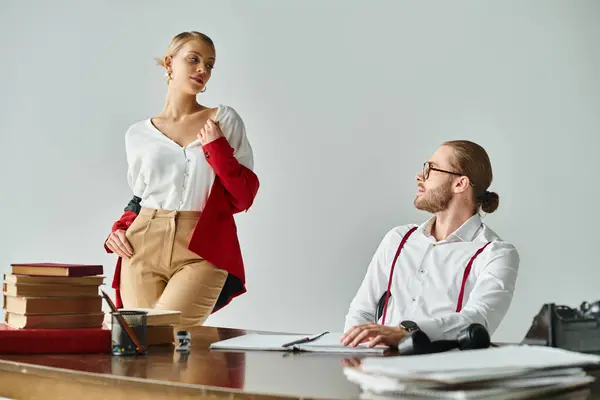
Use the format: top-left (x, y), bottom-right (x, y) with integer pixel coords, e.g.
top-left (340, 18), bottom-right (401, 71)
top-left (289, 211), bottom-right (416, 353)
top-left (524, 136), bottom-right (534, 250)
top-left (215, 104), bottom-right (244, 125)
top-left (124, 118), bottom-right (152, 138)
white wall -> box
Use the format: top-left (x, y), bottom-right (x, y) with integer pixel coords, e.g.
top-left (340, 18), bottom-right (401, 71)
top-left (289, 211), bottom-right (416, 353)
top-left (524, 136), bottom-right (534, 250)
top-left (1, 0), bottom-right (599, 343)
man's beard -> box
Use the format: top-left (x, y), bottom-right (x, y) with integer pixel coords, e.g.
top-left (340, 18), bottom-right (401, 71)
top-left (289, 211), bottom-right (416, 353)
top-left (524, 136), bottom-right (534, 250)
top-left (414, 180), bottom-right (453, 213)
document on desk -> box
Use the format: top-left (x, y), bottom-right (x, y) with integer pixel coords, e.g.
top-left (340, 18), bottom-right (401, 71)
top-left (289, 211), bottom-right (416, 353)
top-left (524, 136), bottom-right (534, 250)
top-left (209, 331), bottom-right (387, 354)
top-left (359, 344), bottom-right (600, 377)
top-left (344, 346), bottom-right (600, 399)
top-left (347, 367), bottom-right (594, 400)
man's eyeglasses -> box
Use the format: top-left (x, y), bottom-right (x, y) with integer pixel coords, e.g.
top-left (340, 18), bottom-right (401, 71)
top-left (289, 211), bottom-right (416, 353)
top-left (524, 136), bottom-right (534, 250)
top-left (422, 161), bottom-right (474, 186)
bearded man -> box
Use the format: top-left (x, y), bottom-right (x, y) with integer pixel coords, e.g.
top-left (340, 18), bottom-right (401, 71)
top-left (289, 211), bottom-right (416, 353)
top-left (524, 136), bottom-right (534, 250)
top-left (341, 140), bottom-right (519, 348)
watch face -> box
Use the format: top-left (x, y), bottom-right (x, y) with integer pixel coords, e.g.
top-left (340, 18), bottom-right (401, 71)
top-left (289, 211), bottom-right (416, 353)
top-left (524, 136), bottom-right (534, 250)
top-left (401, 320), bottom-right (418, 331)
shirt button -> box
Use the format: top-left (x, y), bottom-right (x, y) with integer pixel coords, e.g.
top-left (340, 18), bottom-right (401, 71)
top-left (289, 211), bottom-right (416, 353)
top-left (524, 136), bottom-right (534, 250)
top-left (420, 270), bottom-right (424, 273)
top-left (412, 297), bottom-right (416, 302)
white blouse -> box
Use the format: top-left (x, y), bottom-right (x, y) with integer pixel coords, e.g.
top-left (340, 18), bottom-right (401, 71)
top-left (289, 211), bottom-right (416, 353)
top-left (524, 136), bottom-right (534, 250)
top-left (124, 105), bottom-right (254, 212)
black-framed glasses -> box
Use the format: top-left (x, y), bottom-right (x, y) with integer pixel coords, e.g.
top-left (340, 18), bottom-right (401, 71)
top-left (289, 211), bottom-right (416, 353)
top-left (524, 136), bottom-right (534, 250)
top-left (423, 161), bottom-right (474, 186)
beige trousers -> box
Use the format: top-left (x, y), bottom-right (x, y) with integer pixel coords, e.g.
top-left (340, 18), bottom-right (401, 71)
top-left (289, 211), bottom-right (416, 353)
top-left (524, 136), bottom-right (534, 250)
top-left (121, 208), bottom-right (228, 329)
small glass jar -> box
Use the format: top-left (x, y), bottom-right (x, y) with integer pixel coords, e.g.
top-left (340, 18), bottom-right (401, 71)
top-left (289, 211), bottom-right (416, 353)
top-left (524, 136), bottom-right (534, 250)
top-left (175, 330), bottom-right (191, 352)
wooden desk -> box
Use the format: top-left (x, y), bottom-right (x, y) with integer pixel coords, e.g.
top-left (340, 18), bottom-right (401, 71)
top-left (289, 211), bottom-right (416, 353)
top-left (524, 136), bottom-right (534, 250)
top-left (0, 326), bottom-right (597, 400)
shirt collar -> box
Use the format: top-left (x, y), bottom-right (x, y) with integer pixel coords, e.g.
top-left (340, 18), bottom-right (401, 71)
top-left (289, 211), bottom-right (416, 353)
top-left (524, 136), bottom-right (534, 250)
top-left (418, 216), bottom-right (436, 237)
top-left (418, 214), bottom-right (483, 242)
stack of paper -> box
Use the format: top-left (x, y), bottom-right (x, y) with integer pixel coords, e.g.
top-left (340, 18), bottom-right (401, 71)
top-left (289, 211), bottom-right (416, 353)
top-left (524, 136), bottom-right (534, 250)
top-left (210, 331), bottom-right (387, 354)
top-left (343, 345), bottom-right (600, 399)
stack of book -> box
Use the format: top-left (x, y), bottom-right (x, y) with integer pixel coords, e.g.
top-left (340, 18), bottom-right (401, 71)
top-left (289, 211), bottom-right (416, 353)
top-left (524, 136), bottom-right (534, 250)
top-left (104, 307), bottom-right (182, 346)
top-left (2, 262), bottom-right (105, 329)
top-left (0, 262), bottom-right (111, 354)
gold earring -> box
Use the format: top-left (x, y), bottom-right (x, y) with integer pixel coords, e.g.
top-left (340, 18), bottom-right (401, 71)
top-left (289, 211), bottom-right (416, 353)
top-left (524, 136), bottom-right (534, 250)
top-left (200, 86), bottom-right (207, 93)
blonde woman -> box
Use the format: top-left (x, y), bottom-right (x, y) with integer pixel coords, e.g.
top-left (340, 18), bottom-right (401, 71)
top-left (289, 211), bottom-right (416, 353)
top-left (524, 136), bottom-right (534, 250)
top-left (104, 31), bottom-right (259, 328)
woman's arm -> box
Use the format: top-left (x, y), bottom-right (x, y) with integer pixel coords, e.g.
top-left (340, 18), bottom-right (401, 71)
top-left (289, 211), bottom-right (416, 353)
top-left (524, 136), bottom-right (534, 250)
top-left (203, 138), bottom-right (259, 213)
top-left (105, 126), bottom-right (145, 256)
top-left (103, 196), bottom-right (140, 256)
top-left (199, 106), bottom-right (259, 213)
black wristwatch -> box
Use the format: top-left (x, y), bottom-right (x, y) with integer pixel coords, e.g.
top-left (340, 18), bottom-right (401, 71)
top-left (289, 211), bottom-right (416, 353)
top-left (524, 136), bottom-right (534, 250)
top-left (400, 320), bottom-right (419, 332)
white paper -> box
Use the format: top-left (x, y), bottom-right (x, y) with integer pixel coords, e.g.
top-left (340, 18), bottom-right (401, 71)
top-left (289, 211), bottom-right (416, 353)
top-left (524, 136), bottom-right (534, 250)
top-left (400, 366), bottom-right (586, 384)
top-left (344, 366), bottom-right (587, 390)
top-left (346, 367), bottom-right (594, 399)
top-left (210, 333), bottom-right (311, 351)
top-left (349, 366), bottom-right (586, 386)
top-left (360, 345), bottom-right (600, 377)
top-left (210, 331), bottom-right (386, 354)
top-left (358, 376), bottom-right (594, 400)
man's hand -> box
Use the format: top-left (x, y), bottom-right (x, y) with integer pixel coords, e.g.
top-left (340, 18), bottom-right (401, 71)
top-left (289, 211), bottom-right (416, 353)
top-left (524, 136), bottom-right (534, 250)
top-left (340, 323), bottom-right (408, 348)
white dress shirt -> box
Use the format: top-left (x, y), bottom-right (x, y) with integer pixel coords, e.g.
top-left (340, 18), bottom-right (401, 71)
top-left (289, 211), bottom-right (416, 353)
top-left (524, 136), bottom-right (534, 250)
top-left (344, 214), bottom-right (520, 341)
top-left (124, 105), bottom-right (254, 212)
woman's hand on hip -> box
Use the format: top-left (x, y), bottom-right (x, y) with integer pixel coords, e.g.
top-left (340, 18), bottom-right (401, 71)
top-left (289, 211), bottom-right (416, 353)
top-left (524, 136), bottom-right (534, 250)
top-left (198, 119), bottom-right (224, 145)
top-left (106, 229), bottom-right (133, 259)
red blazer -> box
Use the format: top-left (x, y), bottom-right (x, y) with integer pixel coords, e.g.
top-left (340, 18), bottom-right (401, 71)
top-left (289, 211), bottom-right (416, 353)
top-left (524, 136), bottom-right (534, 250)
top-left (104, 137), bottom-right (259, 310)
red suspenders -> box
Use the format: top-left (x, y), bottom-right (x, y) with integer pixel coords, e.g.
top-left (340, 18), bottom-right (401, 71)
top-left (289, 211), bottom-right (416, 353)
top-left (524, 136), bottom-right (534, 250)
top-left (456, 241), bottom-right (492, 312)
top-left (381, 227), bottom-right (417, 324)
top-left (381, 227), bottom-right (491, 325)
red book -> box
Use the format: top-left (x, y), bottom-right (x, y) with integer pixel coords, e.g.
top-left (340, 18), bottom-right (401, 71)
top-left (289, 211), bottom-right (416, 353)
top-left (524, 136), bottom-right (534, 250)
top-left (0, 324), bottom-right (110, 354)
top-left (10, 263), bottom-right (103, 277)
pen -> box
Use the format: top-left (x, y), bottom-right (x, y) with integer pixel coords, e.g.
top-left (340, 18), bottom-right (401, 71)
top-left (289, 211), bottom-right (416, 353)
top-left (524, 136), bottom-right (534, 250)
top-left (101, 290), bottom-right (145, 353)
top-left (282, 331), bottom-right (329, 348)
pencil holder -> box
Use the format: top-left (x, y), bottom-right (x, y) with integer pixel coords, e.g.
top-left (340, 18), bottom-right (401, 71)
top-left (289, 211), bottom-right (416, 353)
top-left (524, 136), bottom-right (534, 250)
top-left (111, 310), bottom-right (148, 356)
